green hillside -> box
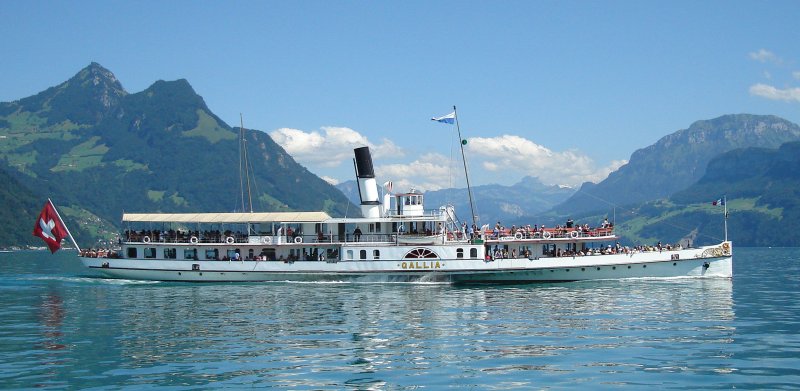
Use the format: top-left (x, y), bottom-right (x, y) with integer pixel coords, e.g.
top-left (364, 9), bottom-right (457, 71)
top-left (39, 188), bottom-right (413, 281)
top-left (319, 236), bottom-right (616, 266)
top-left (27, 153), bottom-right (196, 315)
top-left (0, 63), bottom-right (355, 248)
top-left (607, 141), bottom-right (800, 247)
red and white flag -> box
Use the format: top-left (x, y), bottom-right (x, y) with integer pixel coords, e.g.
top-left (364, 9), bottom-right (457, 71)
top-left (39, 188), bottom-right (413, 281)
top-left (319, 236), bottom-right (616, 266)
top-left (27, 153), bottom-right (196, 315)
top-left (32, 200), bottom-right (68, 253)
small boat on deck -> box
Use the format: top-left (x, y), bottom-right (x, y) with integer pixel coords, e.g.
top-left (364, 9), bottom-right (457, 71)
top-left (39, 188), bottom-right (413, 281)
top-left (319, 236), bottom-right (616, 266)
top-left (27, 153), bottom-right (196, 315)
top-left (73, 147), bottom-right (733, 282)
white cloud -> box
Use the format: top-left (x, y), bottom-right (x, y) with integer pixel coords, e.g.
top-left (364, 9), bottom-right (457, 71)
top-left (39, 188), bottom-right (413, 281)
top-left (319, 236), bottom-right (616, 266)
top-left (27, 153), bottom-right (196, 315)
top-left (465, 135), bottom-right (625, 186)
top-left (749, 83), bottom-right (800, 102)
top-left (374, 153), bottom-right (453, 191)
top-left (749, 49), bottom-right (781, 64)
top-left (320, 176), bottom-right (340, 185)
top-left (269, 126), bottom-right (404, 169)
top-left (270, 127), bottom-right (627, 190)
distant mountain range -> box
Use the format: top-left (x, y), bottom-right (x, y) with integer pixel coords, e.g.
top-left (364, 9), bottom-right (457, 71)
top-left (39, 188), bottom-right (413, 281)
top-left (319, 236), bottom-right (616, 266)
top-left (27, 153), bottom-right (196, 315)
top-left (612, 140), bottom-right (800, 247)
top-left (551, 114), bottom-right (800, 217)
top-left (0, 63), bottom-right (354, 248)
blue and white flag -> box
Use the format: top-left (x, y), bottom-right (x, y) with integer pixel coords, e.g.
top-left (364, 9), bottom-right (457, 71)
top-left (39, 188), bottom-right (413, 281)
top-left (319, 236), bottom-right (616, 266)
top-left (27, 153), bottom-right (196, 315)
top-left (432, 112), bottom-right (456, 124)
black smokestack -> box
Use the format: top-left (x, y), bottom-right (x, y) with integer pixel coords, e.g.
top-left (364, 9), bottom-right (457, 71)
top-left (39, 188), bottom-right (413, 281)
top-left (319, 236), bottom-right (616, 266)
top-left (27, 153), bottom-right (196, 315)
top-left (354, 146), bottom-right (375, 178)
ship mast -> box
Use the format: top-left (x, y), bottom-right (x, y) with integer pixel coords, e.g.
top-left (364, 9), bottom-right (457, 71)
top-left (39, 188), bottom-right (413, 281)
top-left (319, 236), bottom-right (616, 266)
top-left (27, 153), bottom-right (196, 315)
top-left (239, 114), bottom-right (254, 213)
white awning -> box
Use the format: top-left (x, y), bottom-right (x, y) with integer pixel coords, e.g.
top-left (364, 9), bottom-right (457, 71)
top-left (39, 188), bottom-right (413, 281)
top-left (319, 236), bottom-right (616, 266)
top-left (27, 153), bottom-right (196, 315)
top-left (122, 212), bottom-right (332, 224)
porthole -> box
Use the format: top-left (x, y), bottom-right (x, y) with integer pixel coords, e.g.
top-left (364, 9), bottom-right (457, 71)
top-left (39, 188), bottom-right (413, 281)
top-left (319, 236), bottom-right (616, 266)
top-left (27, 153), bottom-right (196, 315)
top-left (597, 267), bottom-right (601, 270)
top-left (581, 268), bottom-right (585, 271)
top-left (643, 265), bottom-right (647, 268)
top-left (627, 266), bottom-right (631, 269)
top-left (550, 270), bottom-right (555, 273)
top-left (673, 262), bottom-right (677, 266)
top-left (566, 269), bottom-right (570, 272)
top-left (612, 266), bottom-right (616, 270)
top-left (178, 272), bottom-right (182, 275)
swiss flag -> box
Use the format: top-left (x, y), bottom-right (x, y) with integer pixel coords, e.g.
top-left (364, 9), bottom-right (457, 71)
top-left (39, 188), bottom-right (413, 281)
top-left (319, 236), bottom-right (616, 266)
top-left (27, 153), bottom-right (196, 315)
top-left (32, 200), bottom-right (68, 253)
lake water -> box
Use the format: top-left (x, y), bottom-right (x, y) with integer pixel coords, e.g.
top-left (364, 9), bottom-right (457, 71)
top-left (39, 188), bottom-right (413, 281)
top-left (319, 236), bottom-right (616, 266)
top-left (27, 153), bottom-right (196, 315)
top-left (0, 247), bottom-right (798, 389)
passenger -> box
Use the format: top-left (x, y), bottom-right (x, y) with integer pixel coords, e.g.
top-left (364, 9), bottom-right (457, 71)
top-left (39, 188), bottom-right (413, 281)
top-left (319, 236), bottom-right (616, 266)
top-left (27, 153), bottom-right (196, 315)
top-left (353, 227), bottom-right (362, 241)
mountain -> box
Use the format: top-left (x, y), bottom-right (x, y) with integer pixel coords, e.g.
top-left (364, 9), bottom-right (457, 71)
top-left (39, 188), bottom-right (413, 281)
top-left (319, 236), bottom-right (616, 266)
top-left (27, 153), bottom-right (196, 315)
top-left (552, 114), bottom-right (800, 216)
top-left (607, 141), bottom-right (800, 247)
top-left (336, 176), bottom-right (575, 224)
top-left (0, 63), bottom-right (355, 247)
top-left (0, 167), bottom-right (42, 248)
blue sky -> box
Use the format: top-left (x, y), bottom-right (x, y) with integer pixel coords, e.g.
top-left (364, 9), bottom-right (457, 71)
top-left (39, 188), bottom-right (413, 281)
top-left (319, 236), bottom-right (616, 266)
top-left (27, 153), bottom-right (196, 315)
top-left (2, 1), bottom-right (799, 190)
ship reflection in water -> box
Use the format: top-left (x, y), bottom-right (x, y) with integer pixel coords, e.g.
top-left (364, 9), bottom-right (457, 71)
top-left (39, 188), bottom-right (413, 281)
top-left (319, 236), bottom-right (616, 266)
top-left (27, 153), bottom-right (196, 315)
top-left (95, 277), bottom-right (734, 388)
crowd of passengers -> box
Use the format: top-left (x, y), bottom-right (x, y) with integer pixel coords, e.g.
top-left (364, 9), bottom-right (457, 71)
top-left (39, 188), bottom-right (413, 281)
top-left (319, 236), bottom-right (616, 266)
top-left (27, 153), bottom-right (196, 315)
top-left (79, 248), bottom-right (119, 258)
top-left (124, 229), bottom-right (248, 243)
top-left (486, 241), bottom-right (681, 260)
top-left (483, 218), bottom-right (614, 240)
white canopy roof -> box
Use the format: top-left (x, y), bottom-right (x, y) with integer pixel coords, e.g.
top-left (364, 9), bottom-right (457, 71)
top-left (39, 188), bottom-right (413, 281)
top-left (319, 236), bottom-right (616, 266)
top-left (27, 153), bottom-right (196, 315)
top-left (122, 212), bottom-right (332, 224)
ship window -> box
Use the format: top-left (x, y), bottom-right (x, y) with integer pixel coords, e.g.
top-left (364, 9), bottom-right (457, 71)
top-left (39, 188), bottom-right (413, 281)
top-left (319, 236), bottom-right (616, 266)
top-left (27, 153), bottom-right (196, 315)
top-left (346, 250), bottom-right (354, 260)
top-left (360, 250), bottom-right (367, 260)
top-left (404, 248), bottom-right (439, 259)
top-left (144, 248), bottom-right (156, 259)
top-left (184, 248), bottom-right (197, 260)
top-left (457, 248), bottom-right (464, 259)
top-left (205, 249), bottom-right (219, 260)
top-left (369, 224), bottom-right (375, 233)
top-left (470, 248), bottom-right (478, 258)
top-left (227, 249), bottom-right (238, 259)
top-left (373, 250), bottom-right (380, 260)
top-left (164, 248), bottom-right (177, 259)
top-left (375, 223), bottom-right (381, 233)
top-left (127, 247), bottom-right (137, 258)
top-left (248, 249), bottom-right (254, 259)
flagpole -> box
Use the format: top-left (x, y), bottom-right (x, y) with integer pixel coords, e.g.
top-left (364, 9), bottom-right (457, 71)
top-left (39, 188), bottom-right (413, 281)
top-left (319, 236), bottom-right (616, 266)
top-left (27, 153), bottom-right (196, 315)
top-left (723, 195), bottom-right (728, 242)
top-left (48, 198), bottom-right (81, 253)
top-left (452, 105), bottom-right (478, 230)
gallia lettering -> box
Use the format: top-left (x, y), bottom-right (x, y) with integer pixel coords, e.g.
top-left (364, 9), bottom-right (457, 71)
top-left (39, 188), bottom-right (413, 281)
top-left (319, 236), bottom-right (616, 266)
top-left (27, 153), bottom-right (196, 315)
top-left (400, 261), bottom-right (442, 270)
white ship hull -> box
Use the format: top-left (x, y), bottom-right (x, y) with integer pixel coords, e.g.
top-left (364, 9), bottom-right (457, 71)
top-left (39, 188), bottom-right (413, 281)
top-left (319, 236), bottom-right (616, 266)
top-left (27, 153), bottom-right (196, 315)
top-left (80, 243), bottom-right (732, 283)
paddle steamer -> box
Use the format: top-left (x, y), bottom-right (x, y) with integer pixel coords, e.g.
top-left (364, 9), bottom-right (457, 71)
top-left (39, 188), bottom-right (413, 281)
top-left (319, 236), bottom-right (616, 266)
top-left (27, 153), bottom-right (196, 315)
top-left (77, 147), bottom-right (733, 282)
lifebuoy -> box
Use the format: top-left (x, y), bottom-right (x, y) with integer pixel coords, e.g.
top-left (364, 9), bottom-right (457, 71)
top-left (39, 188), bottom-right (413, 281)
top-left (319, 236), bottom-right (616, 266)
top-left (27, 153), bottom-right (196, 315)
top-left (570, 231), bottom-right (579, 239)
top-left (514, 232), bottom-right (523, 240)
top-left (262, 236), bottom-right (272, 245)
top-left (190, 236), bottom-right (198, 244)
top-left (225, 236), bottom-right (235, 244)
top-left (294, 236), bottom-right (303, 244)
top-left (142, 236), bottom-right (151, 243)
top-left (542, 231), bottom-right (552, 239)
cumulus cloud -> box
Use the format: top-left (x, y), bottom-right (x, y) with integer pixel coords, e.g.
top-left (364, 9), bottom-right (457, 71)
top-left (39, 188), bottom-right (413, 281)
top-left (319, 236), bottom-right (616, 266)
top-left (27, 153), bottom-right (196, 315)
top-left (465, 135), bottom-right (625, 186)
top-left (374, 153), bottom-right (454, 191)
top-left (749, 83), bottom-right (800, 102)
top-left (269, 126), bottom-right (404, 168)
top-left (749, 49), bottom-right (781, 64)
